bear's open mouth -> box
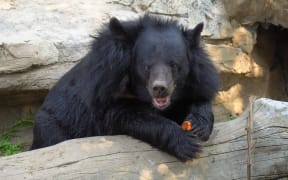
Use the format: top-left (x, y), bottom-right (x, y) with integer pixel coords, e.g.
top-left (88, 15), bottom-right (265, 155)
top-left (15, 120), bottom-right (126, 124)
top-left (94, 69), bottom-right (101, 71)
top-left (153, 96), bottom-right (171, 110)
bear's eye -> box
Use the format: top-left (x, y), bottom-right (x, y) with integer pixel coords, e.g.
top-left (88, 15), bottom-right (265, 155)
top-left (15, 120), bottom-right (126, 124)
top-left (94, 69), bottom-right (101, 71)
top-left (144, 65), bottom-right (150, 72)
top-left (169, 62), bottom-right (179, 71)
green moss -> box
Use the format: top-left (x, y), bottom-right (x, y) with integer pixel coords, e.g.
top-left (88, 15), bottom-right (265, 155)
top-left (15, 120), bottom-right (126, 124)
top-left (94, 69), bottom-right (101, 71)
top-left (0, 139), bottom-right (21, 156)
top-left (0, 114), bottom-right (34, 156)
top-left (228, 114), bottom-right (238, 121)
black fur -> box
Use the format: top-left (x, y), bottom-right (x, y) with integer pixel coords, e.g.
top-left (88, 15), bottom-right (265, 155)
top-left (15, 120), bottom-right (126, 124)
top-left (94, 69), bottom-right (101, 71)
top-left (31, 15), bottom-right (219, 161)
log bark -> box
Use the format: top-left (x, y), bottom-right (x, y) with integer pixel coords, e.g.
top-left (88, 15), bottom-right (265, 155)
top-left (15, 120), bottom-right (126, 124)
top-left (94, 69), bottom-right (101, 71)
top-left (0, 98), bottom-right (288, 180)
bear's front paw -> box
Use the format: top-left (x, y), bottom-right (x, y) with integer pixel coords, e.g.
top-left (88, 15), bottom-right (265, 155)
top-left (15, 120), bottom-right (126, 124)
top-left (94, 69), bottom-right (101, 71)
top-left (182, 119), bottom-right (212, 141)
top-left (167, 130), bottom-right (201, 161)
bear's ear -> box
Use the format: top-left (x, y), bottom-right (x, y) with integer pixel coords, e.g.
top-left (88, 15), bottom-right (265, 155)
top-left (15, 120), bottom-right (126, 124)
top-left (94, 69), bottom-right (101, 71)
top-left (183, 22), bottom-right (204, 47)
top-left (109, 17), bottom-right (129, 40)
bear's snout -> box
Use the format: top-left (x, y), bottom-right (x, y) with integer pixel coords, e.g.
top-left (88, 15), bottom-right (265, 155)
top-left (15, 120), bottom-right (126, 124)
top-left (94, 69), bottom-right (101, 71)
top-left (152, 80), bottom-right (169, 97)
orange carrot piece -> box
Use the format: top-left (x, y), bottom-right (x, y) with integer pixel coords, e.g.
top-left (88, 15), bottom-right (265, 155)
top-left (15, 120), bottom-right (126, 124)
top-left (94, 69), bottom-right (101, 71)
top-left (181, 120), bottom-right (192, 131)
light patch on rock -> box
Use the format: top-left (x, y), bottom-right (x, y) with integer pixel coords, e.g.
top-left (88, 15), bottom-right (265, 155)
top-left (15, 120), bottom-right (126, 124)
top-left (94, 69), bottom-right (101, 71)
top-left (232, 26), bottom-right (257, 54)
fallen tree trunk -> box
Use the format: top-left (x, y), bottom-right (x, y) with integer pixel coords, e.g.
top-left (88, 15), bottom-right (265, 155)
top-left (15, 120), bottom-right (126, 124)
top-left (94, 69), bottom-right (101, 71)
top-left (0, 98), bottom-right (288, 180)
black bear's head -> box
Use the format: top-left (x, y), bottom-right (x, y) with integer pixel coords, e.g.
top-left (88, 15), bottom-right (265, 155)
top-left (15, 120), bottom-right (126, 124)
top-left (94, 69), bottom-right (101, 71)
top-left (108, 16), bottom-right (205, 110)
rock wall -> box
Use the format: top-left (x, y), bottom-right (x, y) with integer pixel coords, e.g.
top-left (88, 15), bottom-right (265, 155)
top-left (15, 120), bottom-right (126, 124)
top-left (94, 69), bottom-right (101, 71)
top-left (1, 0), bottom-right (288, 128)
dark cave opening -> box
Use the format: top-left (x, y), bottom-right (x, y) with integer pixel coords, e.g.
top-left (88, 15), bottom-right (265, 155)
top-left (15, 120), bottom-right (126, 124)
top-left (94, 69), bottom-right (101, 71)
top-left (255, 23), bottom-right (288, 101)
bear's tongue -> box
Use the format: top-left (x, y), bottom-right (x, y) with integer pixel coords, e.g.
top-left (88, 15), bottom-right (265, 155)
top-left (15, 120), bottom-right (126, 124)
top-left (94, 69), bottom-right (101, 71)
top-left (154, 97), bottom-right (169, 107)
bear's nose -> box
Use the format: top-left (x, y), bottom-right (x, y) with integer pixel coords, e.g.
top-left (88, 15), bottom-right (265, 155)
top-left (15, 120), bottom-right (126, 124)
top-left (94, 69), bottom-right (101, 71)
top-left (152, 81), bottom-right (168, 97)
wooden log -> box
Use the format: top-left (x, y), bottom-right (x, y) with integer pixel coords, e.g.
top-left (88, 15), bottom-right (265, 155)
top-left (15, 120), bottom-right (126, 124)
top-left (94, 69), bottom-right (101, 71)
top-left (0, 98), bottom-right (288, 180)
